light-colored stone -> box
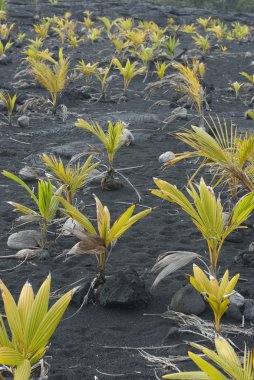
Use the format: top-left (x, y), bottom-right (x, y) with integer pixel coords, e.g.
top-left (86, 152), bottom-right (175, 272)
top-left (18, 115), bottom-right (30, 128)
top-left (159, 151), bottom-right (175, 164)
top-left (170, 284), bottom-right (206, 315)
top-left (19, 166), bottom-right (37, 181)
top-left (7, 230), bottom-right (41, 250)
top-left (62, 218), bottom-right (84, 236)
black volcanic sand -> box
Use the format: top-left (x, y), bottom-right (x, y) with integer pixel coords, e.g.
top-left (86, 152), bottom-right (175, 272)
top-left (1, 1), bottom-right (254, 379)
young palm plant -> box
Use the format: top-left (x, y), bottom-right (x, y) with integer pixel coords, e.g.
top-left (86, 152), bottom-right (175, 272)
top-left (75, 119), bottom-right (127, 191)
top-left (0, 40), bottom-right (13, 56)
top-left (2, 171), bottom-right (60, 249)
top-left (0, 275), bottom-right (76, 380)
top-left (75, 60), bottom-right (99, 83)
top-left (75, 119), bottom-right (124, 170)
top-left (0, 92), bottom-right (16, 126)
top-left (151, 177), bottom-right (254, 276)
top-left (28, 48), bottom-right (70, 114)
top-left (0, 0), bottom-right (7, 20)
top-left (187, 265), bottom-right (239, 332)
top-left (172, 62), bottom-right (205, 125)
top-left (58, 194), bottom-right (152, 284)
top-left (163, 337), bottom-right (254, 380)
top-left (112, 58), bottom-right (145, 95)
top-left (41, 154), bottom-right (99, 204)
top-left (163, 117), bottom-right (254, 198)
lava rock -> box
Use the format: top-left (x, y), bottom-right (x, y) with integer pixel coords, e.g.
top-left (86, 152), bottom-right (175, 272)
top-left (164, 326), bottom-right (180, 341)
top-left (18, 166), bottom-right (37, 181)
top-left (159, 151), bottom-right (175, 164)
top-left (99, 268), bottom-right (150, 308)
top-left (7, 230), bottom-right (41, 250)
top-left (71, 276), bottom-right (98, 306)
top-left (244, 299), bottom-right (254, 321)
top-left (0, 54), bottom-right (11, 65)
top-left (170, 283), bottom-right (206, 315)
top-left (17, 115), bottom-right (30, 128)
top-left (226, 302), bottom-right (243, 321)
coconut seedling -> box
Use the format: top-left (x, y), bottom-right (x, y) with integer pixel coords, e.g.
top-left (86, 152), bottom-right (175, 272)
top-left (28, 48), bottom-right (70, 114)
top-left (115, 17), bottom-right (133, 33)
top-left (232, 81), bottom-right (243, 98)
top-left (58, 194), bottom-right (153, 284)
top-left (41, 154), bottom-right (99, 204)
top-left (232, 22), bottom-right (250, 41)
top-left (110, 37), bottom-right (131, 57)
top-left (155, 61), bottom-right (170, 80)
top-left (164, 35), bottom-right (180, 61)
top-left (173, 62), bottom-right (205, 125)
top-left (240, 71), bottom-right (254, 86)
top-left (197, 16), bottom-right (212, 31)
top-left (0, 92), bottom-right (16, 126)
top-left (83, 10), bottom-right (94, 30)
top-left (33, 21), bottom-right (50, 40)
top-left (68, 28), bottom-right (84, 48)
top-left (207, 24), bottom-right (227, 43)
top-left (131, 46), bottom-right (154, 79)
top-left (181, 23), bottom-right (197, 34)
top-left (98, 16), bottom-right (115, 38)
top-left (192, 33), bottom-right (211, 54)
top-left (75, 118), bottom-right (124, 176)
top-left (0, 275), bottom-right (75, 380)
top-left (126, 29), bottom-right (147, 48)
top-left (2, 171), bottom-right (61, 249)
top-left (0, 0), bottom-right (7, 21)
top-left (17, 32), bottom-right (26, 42)
top-left (163, 337), bottom-right (254, 380)
top-left (95, 63), bottom-right (113, 100)
top-left (75, 119), bottom-right (138, 196)
top-left (0, 22), bottom-right (15, 39)
top-left (163, 117), bottom-right (254, 198)
top-left (75, 60), bottom-right (99, 83)
top-left (88, 27), bottom-right (104, 43)
top-left (0, 40), bottom-right (13, 56)
top-left (151, 177), bottom-right (254, 276)
top-left (112, 58), bottom-right (146, 95)
top-left (23, 37), bottom-right (45, 61)
top-left (187, 265), bottom-right (240, 332)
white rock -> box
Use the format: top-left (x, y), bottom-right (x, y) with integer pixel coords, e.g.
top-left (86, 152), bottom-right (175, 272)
top-left (15, 248), bottom-right (41, 260)
top-left (18, 115), bottom-right (30, 128)
top-left (159, 151), bottom-right (175, 164)
top-left (7, 230), bottom-right (41, 250)
top-left (62, 218), bottom-right (84, 236)
top-left (122, 128), bottom-right (134, 146)
top-left (19, 166), bottom-right (37, 181)
top-left (86, 169), bottom-right (104, 185)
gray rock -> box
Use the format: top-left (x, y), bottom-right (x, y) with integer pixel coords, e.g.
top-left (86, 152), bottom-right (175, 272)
top-left (244, 299), bottom-right (254, 321)
top-left (226, 302), bottom-right (243, 321)
top-left (159, 151), bottom-right (175, 164)
top-left (18, 166), bottom-right (37, 181)
top-left (48, 141), bottom-right (87, 158)
top-left (0, 54), bottom-right (11, 65)
top-left (99, 268), bottom-right (150, 308)
top-left (7, 230), bottom-right (41, 250)
top-left (17, 115), bottom-right (30, 128)
top-left (170, 283), bottom-right (206, 315)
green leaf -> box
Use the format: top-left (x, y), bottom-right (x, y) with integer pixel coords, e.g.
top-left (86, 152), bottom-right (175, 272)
top-left (14, 359), bottom-right (31, 380)
top-left (28, 288), bottom-right (74, 352)
top-left (189, 352), bottom-right (227, 380)
top-left (0, 347), bottom-right (24, 366)
top-left (2, 171), bottom-right (38, 205)
top-left (58, 196), bottom-right (97, 235)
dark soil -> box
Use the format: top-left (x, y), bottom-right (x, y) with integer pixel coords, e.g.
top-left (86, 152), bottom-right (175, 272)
top-left (1, 1), bottom-right (254, 379)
